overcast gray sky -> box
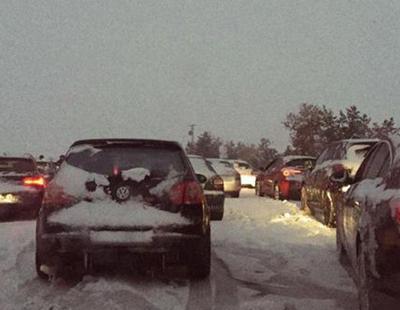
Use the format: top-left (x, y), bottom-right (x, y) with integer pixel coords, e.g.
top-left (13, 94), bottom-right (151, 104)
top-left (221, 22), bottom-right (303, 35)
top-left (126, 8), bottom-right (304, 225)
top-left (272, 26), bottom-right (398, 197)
top-left (1, 0), bottom-right (399, 157)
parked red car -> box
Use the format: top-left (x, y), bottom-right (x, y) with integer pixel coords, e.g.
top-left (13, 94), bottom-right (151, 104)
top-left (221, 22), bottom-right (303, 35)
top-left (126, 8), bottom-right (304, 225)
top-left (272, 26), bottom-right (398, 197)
top-left (256, 156), bottom-right (315, 200)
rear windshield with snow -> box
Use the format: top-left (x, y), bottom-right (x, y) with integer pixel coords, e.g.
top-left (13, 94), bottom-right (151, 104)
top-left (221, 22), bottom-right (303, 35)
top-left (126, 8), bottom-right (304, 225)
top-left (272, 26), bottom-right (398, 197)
top-left (0, 158), bottom-right (36, 173)
top-left (65, 145), bottom-right (186, 177)
top-left (209, 161), bottom-right (235, 175)
top-left (189, 157), bottom-right (216, 178)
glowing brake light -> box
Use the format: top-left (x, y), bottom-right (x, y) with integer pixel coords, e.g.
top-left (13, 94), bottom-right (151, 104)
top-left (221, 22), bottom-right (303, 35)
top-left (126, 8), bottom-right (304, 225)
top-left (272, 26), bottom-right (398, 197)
top-left (23, 176), bottom-right (46, 187)
top-left (169, 181), bottom-right (204, 205)
top-left (390, 199), bottom-right (400, 225)
top-left (282, 168), bottom-right (301, 177)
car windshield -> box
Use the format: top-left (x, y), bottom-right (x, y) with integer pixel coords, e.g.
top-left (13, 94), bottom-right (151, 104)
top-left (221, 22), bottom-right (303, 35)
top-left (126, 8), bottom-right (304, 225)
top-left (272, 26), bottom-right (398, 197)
top-left (66, 145), bottom-right (186, 177)
top-left (237, 162), bottom-right (251, 169)
top-left (0, 158), bottom-right (36, 174)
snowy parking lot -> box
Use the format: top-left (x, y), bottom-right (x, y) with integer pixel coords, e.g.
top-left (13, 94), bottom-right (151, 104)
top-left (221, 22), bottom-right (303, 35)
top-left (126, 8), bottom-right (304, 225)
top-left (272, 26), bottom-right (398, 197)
top-left (0, 189), bottom-right (357, 310)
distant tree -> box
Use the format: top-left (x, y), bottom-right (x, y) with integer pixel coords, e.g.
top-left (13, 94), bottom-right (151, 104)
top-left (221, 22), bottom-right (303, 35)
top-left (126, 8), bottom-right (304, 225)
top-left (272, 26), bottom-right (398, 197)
top-left (337, 105), bottom-right (372, 139)
top-left (224, 140), bottom-right (239, 159)
top-left (283, 103), bottom-right (399, 156)
top-left (186, 131), bottom-right (222, 158)
top-left (371, 117), bottom-right (399, 139)
top-left (256, 138), bottom-right (278, 167)
top-left (283, 103), bottom-right (328, 156)
top-left (223, 138), bottom-right (278, 168)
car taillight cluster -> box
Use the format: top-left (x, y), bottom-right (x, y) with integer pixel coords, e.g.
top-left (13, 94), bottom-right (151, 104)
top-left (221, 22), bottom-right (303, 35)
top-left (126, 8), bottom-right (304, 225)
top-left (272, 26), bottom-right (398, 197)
top-left (390, 199), bottom-right (400, 225)
top-left (212, 176), bottom-right (224, 191)
top-left (281, 168), bottom-right (301, 177)
top-left (169, 180), bottom-right (204, 205)
top-left (23, 176), bottom-right (46, 187)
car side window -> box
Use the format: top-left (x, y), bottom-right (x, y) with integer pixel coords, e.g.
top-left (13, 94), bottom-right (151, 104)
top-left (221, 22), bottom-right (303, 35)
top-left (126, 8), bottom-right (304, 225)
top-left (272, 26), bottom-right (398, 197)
top-left (358, 143), bottom-right (390, 180)
top-left (316, 149), bottom-right (328, 165)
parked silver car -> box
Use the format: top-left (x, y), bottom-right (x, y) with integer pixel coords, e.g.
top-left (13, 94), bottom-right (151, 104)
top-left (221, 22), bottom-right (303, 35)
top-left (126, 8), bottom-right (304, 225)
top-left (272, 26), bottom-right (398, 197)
top-left (188, 155), bottom-right (225, 220)
top-left (207, 158), bottom-right (241, 198)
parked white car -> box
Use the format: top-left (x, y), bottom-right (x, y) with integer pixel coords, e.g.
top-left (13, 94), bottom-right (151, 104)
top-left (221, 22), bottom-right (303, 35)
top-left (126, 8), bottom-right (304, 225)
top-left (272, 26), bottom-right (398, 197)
top-left (229, 159), bottom-right (257, 188)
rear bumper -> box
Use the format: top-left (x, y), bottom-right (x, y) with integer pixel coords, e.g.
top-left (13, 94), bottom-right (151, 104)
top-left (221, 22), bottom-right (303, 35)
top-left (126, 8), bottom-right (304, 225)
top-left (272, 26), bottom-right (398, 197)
top-left (0, 193), bottom-right (42, 219)
top-left (41, 230), bottom-right (202, 254)
top-left (204, 191), bottom-right (224, 218)
top-left (223, 181), bottom-right (241, 193)
top-left (279, 180), bottom-right (302, 199)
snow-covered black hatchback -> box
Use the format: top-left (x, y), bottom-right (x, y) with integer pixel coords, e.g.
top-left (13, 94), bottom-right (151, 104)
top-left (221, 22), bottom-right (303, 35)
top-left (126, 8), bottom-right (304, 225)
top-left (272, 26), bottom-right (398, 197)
top-left (36, 139), bottom-right (211, 280)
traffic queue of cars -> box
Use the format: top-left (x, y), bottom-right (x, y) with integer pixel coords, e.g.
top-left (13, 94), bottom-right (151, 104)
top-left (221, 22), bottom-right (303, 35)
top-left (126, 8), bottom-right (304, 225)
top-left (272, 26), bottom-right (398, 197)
top-left (0, 139), bottom-right (249, 281)
top-left (1, 135), bottom-right (400, 306)
top-left (254, 137), bottom-right (400, 309)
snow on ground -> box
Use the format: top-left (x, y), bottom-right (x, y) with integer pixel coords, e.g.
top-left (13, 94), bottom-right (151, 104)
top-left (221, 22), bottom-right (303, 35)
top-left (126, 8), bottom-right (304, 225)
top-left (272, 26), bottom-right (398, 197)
top-left (0, 188), bottom-right (357, 309)
top-left (212, 189), bottom-right (357, 309)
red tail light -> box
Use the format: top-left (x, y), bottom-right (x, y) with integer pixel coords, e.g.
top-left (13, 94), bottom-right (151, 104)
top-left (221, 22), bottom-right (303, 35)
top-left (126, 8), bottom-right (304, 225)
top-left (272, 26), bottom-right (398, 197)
top-left (23, 176), bottom-right (46, 187)
top-left (169, 181), bottom-right (204, 205)
top-left (212, 176), bottom-right (224, 191)
top-left (281, 168), bottom-right (301, 177)
top-left (390, 199), bottom-right (400, 225)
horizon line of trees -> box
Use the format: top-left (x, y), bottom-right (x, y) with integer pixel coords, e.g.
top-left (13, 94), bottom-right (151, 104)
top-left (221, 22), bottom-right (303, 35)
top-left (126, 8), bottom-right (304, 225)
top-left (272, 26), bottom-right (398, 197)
top-left (186, 104), bottom-right (399, 166)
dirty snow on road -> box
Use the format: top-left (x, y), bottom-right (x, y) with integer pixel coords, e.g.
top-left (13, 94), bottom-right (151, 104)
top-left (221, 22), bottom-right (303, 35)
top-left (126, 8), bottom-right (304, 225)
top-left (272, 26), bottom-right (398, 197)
top-left (0, 189), bottom-right (356, 309)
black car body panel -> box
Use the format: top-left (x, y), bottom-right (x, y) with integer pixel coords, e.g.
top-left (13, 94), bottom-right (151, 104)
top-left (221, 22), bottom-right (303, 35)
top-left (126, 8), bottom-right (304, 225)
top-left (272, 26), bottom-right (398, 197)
top-left (336, 136), bottom-right (400, 296)
top-left (302, 139), bottom-right (378, 226)
top-left (37, 139), bottom-right (211, 278)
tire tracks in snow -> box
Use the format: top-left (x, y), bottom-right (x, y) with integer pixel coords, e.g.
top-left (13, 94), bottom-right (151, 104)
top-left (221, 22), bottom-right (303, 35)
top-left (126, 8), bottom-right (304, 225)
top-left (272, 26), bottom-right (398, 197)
top-left (213, 245), bottom-right (358, 310)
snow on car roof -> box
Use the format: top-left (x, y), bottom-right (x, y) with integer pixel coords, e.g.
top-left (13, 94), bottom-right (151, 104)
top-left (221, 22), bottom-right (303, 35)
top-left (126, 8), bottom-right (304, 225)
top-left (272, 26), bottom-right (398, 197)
top-left (282, 155), bottom-right (315, 163)
top-left (71, 138), bottom-right (182, 150)
top-left (0, 153), bottom-right (34, 159)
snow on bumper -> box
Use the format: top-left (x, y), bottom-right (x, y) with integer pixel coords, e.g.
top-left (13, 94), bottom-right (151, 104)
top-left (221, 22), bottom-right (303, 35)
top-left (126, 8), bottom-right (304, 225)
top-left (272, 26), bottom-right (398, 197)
top-left (47, 199), bottom-right (190, 229)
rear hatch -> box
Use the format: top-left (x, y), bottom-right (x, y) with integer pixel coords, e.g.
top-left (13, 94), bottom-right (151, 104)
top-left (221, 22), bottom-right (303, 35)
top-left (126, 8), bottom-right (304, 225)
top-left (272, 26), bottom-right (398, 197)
top-left (45, 142), bottom-right (204, 231)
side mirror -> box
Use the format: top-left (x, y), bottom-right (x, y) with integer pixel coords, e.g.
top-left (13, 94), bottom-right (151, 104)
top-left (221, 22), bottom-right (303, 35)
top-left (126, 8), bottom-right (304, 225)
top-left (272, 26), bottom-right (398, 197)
top-left (329, 165), bottom-right (350, 184)
top-left (196, 174), bottom-right (207, 184)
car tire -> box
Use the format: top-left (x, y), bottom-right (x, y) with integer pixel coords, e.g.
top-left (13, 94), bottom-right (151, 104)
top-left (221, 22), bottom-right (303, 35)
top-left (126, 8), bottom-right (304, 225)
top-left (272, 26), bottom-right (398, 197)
top-left (35, 243), bottom-right (49, 280)
top-left (255, 181), bottom-right (262, 196)
top-left (189, 228), bottom-right (211, 279)
top-left (35, 210), bottom-right (50, 280)
top-left (231, 191), bottom-right (240, 198)
top-left (358, 245), bottom-right (377, 310)
top-left (300, 188), bottom-right (312, 215)
top-left (336, 227), bottom-right (347, 266)
top-left (273, 184), bottom-right (281, 200)
top-left (323, 192), bottom-right (336, 228)
top-left (213, 211), bottom-right (223, 221)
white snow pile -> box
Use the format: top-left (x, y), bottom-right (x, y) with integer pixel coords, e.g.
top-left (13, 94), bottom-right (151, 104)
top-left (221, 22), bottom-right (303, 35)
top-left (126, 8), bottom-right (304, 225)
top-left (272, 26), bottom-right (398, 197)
top-left (48, 199), bottom-right (190, 228)
top-left (212, 193), bottom-right (355, 292)
top-left (121, 167), bottom-right (150, 182)
top-left (149, 169), bottom-right (182, 197)
top-left (50, 163), bottom-right (109, 199)
top-left (66, 144), bottom-right (101, 156)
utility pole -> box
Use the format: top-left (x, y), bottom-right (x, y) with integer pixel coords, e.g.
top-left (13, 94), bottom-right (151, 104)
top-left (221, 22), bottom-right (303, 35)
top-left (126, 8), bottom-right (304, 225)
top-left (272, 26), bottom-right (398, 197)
top-left (188, 124), bottom-right (196, 145)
